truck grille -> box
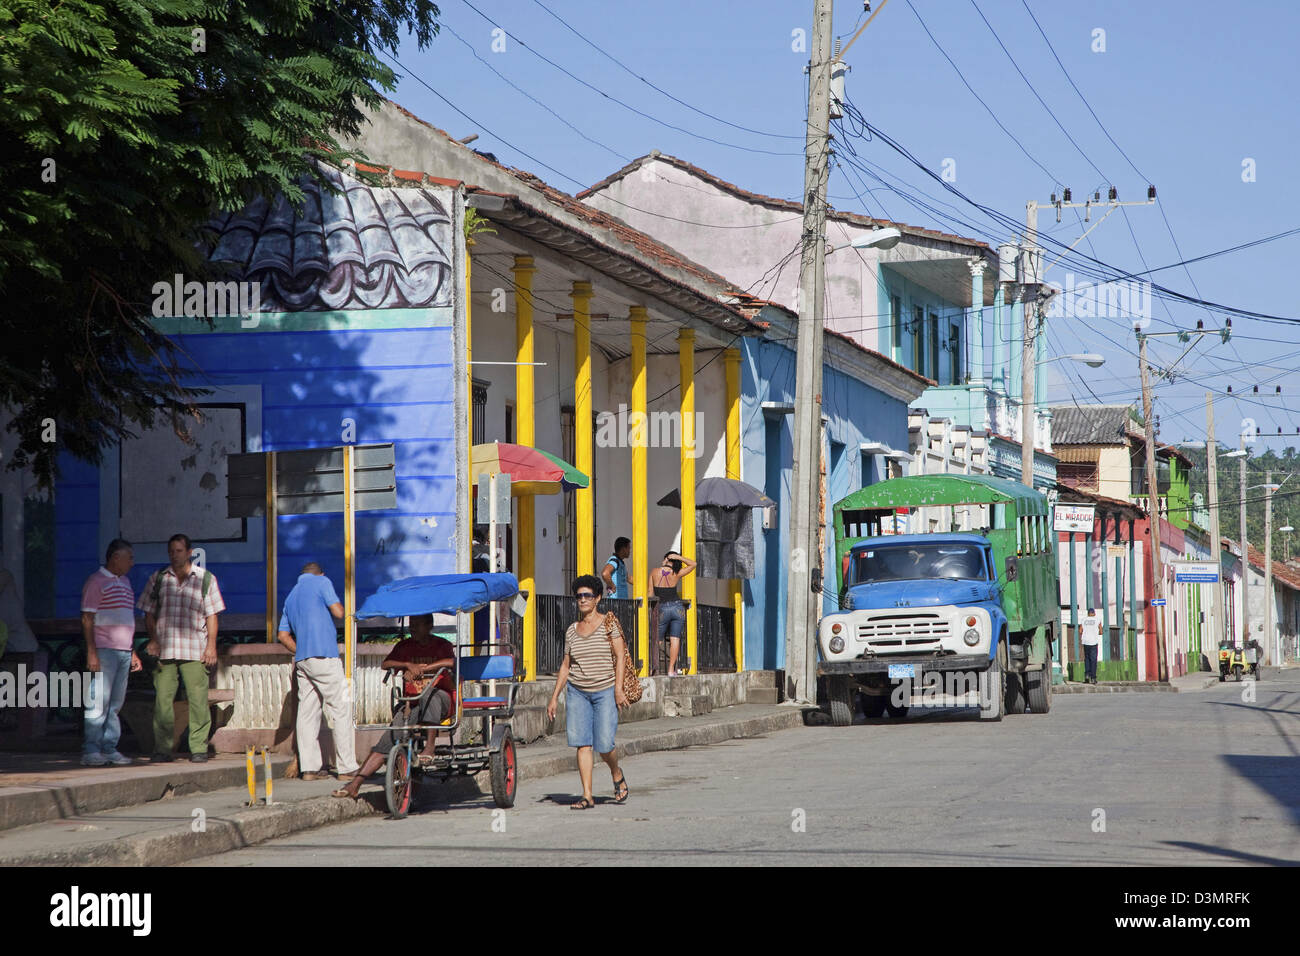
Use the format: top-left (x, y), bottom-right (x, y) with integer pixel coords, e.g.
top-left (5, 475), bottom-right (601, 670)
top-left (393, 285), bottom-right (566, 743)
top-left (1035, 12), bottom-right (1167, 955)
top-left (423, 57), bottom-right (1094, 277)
top-left (856, 612), bottom-right (950, 648)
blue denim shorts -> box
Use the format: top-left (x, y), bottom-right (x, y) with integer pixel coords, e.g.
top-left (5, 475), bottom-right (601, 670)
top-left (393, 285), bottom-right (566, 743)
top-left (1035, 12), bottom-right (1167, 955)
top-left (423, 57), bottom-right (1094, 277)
top-left (658, 600), bottom-right (686, 640)
top-left (566, 684), bottom-right (618, 754)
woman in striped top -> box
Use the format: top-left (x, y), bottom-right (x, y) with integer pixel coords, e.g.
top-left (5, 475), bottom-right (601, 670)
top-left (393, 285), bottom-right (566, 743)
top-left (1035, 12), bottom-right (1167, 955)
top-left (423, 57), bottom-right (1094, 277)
top-left (546, 575), bottom-right (632, 809)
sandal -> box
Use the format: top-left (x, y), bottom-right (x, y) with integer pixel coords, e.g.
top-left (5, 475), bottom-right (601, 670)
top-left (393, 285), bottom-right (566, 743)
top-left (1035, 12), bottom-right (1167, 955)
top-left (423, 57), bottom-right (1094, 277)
top-left (570, 796), bottom-right (595, 810)
top-left (613, 773), bottom-right (629, 804)
top-left (331, 787), bottom-right (359, 800)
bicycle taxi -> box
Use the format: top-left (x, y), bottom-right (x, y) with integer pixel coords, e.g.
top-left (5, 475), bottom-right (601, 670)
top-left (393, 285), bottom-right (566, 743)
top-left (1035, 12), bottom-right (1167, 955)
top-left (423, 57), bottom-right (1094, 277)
top-left (356, 572), bottom-right (521, 818)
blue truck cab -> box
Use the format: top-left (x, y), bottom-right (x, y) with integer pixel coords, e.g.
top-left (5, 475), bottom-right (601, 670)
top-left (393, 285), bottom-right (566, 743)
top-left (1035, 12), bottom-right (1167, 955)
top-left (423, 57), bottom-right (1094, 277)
top-left (819, 474), bottom-right (1059, 725)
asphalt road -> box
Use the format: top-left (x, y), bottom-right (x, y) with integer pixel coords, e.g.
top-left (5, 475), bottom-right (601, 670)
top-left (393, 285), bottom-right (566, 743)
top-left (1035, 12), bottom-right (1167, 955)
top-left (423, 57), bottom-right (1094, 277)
top-left (192, 674), bottom-right (1300, 866)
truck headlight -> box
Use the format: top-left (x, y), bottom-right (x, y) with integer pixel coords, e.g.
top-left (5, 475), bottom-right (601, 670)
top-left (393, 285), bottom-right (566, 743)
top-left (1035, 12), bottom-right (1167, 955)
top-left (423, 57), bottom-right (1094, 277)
top-left (829, 636), bottom-right (845, 654)
top-left (963, 628), bottom-right (980, 646)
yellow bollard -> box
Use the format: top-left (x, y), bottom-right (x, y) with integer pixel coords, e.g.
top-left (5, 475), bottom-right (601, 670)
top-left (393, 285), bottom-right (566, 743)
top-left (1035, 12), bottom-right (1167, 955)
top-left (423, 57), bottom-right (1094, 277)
top-left (262, 747), bottom-right (273, 806)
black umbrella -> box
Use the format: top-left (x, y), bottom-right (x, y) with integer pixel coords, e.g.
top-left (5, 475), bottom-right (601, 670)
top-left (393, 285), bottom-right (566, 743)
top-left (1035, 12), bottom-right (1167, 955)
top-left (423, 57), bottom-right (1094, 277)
top-left (656, 477), bottom-right (775, 509)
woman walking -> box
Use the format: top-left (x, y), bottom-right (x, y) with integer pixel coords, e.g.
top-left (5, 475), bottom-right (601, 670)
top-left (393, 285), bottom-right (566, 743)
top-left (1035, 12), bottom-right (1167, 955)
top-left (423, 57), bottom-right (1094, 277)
top-left (651, 551), bottom-right (696, 676)
top-left (546, 575), bottom-right (632, 809)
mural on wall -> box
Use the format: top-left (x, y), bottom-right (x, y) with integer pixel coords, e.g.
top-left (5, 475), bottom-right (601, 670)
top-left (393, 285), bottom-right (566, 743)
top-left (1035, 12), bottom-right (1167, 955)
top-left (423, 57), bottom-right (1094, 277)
top-left (203, 164), bottom-right (454, 311)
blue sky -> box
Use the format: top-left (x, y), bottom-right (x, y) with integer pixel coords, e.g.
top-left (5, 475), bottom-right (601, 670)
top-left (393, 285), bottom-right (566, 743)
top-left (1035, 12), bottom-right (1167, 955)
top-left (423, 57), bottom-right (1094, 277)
top-left (389, 0), bottom-right (1300, 451)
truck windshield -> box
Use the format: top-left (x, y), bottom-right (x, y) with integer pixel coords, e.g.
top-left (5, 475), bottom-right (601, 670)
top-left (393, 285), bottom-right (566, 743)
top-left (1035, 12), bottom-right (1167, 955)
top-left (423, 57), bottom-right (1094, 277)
top-left (849, 544), bottom-right (988, 583)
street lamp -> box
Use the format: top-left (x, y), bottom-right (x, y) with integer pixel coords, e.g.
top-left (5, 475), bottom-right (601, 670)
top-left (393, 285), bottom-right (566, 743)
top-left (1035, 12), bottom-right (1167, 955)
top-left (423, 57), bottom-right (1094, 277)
top-left (1039, 353), bottom-right (1106, 369)
top-left (827, 226), bottom-right (904, 255)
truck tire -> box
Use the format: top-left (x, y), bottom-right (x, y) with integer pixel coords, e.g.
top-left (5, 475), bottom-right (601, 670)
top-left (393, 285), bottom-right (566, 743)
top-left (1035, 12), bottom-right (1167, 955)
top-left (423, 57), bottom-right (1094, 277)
top-left (979, 648), bottom-right (1004, 722)
top-left (1025, 664), bottom-right (1052, 714)
top-left (827, 676), bottom-right (854, 727)
top-left (861, 693), bottom-right (886, 718)
top-left (885, 700), bottom-right (909, 719)
top-left (1004, 670), bottom-right (1026, 715)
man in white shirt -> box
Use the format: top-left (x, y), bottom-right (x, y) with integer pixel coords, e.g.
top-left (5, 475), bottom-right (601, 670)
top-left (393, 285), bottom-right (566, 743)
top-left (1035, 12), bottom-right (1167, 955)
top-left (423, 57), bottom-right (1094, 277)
top-left (1080, 607), bottom-right (1102, 685)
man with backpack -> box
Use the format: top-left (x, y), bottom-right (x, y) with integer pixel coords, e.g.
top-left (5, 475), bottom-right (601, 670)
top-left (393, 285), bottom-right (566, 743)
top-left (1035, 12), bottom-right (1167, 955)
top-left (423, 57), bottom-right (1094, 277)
top-left (139, 534), bottom-right (225, 762)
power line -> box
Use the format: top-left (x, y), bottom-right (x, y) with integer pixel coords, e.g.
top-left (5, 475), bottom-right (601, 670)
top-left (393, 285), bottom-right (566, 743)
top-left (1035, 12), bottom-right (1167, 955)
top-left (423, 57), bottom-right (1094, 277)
top-left (457, 0), bottom-right (803, 157)
top-left (528, 0), bottom-right (803, 142)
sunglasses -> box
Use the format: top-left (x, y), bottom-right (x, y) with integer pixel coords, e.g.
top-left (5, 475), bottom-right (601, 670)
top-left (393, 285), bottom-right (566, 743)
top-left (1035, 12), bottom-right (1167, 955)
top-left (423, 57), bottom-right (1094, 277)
top-left (575, 591), bottom-right (598, 600)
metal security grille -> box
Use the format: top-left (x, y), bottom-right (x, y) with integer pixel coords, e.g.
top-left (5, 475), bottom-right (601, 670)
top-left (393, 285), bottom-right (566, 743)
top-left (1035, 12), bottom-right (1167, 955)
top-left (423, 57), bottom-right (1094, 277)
top-left (535, 595), bottom-right (642, 676)
top-left (696, 603), bottom-right (736, 672)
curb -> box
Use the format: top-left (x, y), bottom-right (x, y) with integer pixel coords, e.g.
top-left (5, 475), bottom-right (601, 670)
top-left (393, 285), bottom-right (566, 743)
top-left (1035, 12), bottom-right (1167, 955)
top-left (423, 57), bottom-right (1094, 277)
top-left (1054, 682), bottom-right (1177, 694)
top-left (0, 757), bottom-right (293, 834)
top-left (0, 708), bottom-right (804, 866)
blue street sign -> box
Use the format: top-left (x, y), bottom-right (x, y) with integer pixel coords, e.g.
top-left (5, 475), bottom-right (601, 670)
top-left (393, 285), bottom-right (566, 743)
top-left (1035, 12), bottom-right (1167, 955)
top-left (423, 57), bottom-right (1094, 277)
top-left (1151, 598), bottom-right (1167, 607)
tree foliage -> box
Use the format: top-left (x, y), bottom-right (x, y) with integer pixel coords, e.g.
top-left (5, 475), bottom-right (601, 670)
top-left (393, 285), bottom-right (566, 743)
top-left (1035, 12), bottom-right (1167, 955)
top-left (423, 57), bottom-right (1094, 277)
top-left (1183, 443), bottom-right (1300, 561)
top-left (0, 0), bottom-right (440, 486)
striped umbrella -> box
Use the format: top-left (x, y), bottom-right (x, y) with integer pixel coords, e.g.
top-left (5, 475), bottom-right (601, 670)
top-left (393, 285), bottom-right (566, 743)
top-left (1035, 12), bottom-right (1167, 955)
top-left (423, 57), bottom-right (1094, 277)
top-left (534, 448), bottom-right (590, 492)
top-left (471, 442), bottom-right (563, 496)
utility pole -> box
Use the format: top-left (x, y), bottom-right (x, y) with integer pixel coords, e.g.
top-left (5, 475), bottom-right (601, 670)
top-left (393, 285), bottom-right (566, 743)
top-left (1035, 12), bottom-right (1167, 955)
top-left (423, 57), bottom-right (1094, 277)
top-left (1019, 202), bottom-right (1039, 488)
top-left (784, 0), bottom-right (833, 705)
top-left (1265, 470), bottom-right (1273, 663)
top-left (1239, 437), bottom-right (1248, 649)
top-left (1018, 188), bottom-right (1155, 488)
top-left (1138, 333), bottom-right (1169, 681)
top-left (1205, 393), bottom-right (1225, 660)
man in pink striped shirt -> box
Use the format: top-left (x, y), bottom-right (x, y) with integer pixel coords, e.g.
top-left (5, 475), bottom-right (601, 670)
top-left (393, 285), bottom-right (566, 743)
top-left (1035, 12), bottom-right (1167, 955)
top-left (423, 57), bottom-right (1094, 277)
top-left (81, 539), bottom-right (143, 766)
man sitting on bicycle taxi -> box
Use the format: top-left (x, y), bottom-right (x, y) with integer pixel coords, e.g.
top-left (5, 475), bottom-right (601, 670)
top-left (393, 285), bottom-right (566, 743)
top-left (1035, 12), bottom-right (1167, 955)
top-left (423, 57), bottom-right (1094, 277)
top-left (333, 613), bottom-right (456, 799)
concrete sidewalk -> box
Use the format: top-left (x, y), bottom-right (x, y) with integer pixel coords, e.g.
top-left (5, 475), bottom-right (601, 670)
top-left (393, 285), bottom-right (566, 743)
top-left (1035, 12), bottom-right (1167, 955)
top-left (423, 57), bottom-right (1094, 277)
top-left (0, 702), bottom-right (805, 866)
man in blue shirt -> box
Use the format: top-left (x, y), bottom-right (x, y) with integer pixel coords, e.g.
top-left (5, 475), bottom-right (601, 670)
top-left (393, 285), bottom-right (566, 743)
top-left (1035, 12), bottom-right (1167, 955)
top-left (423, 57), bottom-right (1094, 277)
top-left (602, 537), bottom-right (632, 599)
top-left (276, 563), bottom-right (359, 781)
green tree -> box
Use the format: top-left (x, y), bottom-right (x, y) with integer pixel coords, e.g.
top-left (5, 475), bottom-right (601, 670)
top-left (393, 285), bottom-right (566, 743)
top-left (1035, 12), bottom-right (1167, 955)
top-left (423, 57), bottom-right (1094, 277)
top-left (0, 0), bottom-right (439, 486)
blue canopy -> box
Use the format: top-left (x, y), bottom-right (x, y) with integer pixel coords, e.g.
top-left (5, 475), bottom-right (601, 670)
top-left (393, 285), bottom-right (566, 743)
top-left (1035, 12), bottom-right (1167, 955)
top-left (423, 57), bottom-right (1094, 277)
top-left (357, 573), bottom-right (520, 619)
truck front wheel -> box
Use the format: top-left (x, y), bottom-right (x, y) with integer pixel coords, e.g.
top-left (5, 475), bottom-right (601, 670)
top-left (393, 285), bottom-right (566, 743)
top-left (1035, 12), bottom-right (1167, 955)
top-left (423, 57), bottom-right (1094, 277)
top-left (979, 647), bottom-right (1004, 722)
top-left (1004, 670), bottom-right (1026, 714)
top-left (827, 676), bottom-right (855, 726)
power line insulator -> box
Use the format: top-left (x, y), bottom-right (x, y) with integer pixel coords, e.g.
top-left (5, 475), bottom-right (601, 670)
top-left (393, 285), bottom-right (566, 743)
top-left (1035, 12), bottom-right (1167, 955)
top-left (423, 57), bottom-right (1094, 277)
top-left (1148, 185), bottom-right (1157, 200)
top-left (1109, 185), bottom-right (1118, 201)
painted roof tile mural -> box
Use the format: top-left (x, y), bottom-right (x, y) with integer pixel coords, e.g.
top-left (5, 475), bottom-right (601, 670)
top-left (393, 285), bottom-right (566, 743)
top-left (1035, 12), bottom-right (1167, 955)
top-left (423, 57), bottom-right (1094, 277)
top-left (204, 164), bottom-right (454, 311)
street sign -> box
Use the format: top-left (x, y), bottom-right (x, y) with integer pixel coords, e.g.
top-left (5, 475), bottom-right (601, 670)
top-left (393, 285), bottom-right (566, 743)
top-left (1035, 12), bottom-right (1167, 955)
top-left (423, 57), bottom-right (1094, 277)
top-left (475, 470), bottom-right (512, 523)
top-left (1173, 561), bottom-right (1220, 583)
top-left (1151, 598), bottom-right (1167, 607)
top-left (226, 444), bottom-right (396, 517)
top-left (1053, 504), bottom-right (1095, 533)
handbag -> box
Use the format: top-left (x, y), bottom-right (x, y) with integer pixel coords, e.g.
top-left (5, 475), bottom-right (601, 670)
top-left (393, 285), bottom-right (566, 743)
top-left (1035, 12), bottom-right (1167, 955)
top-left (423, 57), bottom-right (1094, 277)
top-left (604, 612), bottom-right (643, 705)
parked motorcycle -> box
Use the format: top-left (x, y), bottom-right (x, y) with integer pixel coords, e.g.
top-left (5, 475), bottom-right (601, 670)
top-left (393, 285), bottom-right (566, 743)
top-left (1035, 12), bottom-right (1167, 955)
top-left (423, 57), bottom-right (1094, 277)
top-left (1219, 642), bottom-right (1246, 682)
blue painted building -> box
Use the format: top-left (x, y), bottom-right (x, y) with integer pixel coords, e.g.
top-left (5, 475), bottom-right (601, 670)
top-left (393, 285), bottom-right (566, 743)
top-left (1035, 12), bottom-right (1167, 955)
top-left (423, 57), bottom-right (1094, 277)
top-left (49, 166), bottom-right (468, 620)
top-left (741, 309), bottom-right (927, 671)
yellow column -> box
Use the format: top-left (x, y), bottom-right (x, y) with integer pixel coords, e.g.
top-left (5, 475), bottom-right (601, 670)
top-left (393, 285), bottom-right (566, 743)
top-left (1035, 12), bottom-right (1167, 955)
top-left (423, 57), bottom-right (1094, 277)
top-left (572, 281), bottom-right (594, 576)
top-left (514, 256), bottom-right (537, 680)
top-left (724, 347), bottom-right (743, 672)
top-left (630, 307), bottom-right (650, 677)
top-left (678, 328), bottom-right (697, 671)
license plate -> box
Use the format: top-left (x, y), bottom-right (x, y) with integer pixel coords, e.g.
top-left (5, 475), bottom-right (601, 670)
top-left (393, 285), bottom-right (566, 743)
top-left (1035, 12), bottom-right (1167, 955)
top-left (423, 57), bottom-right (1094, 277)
top-left (888, 663), bottom-right (916, 679)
